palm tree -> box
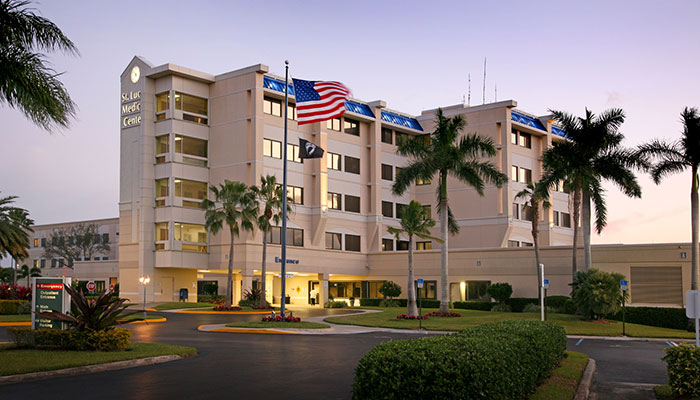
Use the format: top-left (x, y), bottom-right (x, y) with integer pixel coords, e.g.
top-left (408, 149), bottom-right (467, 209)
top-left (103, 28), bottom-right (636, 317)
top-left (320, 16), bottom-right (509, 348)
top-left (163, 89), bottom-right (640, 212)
top-left (637, 107), bottom-right (700, 289)
top-left (0, 0), bottom-right (78, 131)
top-left (393, 109), bottom-right (508, 313)
top-left (515, 182), bottom-right (550, 302)
top-left (541, 108), bottom-right (645, 276)
top-left (387, 201), bottom-right (439, 317)
top-left (250, 175), bottom-right (290, 307)
top-left (17, 263), bottom-right (40, 287)
top-left (0, 194), bottom-right (33, 286)
top-left (202, 180), bottom-right (258, 308)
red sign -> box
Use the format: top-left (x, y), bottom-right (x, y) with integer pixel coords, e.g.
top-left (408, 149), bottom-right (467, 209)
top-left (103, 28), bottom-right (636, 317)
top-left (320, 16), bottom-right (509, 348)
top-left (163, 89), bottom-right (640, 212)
top-left (86, 281), bottom-right (96, 292)
top-left (36, 283), bottom-right (64, 290)
top-left (109, 283), bottom-right (115, 292)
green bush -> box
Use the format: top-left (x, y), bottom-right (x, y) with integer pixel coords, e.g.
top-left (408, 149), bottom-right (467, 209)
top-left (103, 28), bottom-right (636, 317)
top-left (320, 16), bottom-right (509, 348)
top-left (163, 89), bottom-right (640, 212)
top-left (559, 298), bottom-right (577, 314)
top-left (379, 298), bottom-right (399, 307)
top-left (359, 298), bottom-right (381, 306)
top-left (486, 282), bottom-right (512, 304)
top-left (324, 301), bottom-right (346, 308)
top-left (544, 296), bottom-right (570, 309)
top-left (491, 303), bottom-right (511, 312)
top-left (8, 327), bottom-right (131, 351)
top-left (608, 306), bottom-right (688, 330)
top-left (0, 300), bottom-right (30, 314)
top-left (663, 343), bottom-right (700, 398)
top-left (379, 281), bottom-right (401, 299)
top-left (571, 268), bottom-right (625, 319)
top-left (452, 301), bottom-right (493, 311)
top-left (505, 297), bottom-right (538, 312)
top-left (396, 298), bottom-right (442, 308)
top-left (353, 320), bottom-right (566, 400)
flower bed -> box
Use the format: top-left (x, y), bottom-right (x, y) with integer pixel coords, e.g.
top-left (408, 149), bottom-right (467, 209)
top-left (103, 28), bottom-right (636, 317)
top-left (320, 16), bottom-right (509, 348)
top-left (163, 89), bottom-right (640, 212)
top-left (396, 314), bottom-right (428, 320)
top-left (251, 305), bottom-right (274, 310)
top-left (0, 284), bottom-right (31, 300)
top-left (424, 311), bottom-right (461, 317)
top-left (262, 315), bottom-right (301, 323)
top-left (213, 305), bottom-right (242, 311)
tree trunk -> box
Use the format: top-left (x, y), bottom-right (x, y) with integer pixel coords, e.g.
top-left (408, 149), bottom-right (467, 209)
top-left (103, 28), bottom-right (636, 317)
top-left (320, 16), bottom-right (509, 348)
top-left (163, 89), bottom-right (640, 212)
top-left (582, 189), bottom-right (592, 270)
top-left (12, 258), bottom-right (17, 287)
top-left (260, 235), bottom-right (268, 306)
top-left (532, 204), bottom-right (541, 304)
top-left (407, 235), bottom-right (418, 317)
top-left (439, 171), bottom-right (450, 313)
top-left (571, 187), bottom-right (581, 281)
top-left (226, 227), bottom-right (235, 308)
top-left (692, 166), bottom-right (699, 290)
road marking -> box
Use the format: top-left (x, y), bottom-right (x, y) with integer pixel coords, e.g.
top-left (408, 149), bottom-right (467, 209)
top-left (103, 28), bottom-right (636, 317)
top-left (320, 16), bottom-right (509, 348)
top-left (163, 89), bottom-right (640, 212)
top-left (576, 338), bottom-right (584, 346)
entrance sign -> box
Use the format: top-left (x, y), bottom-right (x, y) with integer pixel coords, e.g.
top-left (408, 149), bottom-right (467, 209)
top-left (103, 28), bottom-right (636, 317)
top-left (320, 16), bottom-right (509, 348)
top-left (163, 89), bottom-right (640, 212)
top-left (417, 279), bottom-right (424, 289)
top-left (543, 279), bottom-right (550, 290)
top-left (86, 281), bottom-right (96, 292)
top-left (620, 280), bottom-right (628, 291)
top-left (32, 277), bottom-right (71, 330)
top-left (686, 290), bottom-right (700, 346)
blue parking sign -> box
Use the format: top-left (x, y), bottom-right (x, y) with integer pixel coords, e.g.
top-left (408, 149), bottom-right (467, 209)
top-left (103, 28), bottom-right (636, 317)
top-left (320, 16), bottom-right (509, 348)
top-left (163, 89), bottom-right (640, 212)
top-left (620, 280), bottom-right (628, 291)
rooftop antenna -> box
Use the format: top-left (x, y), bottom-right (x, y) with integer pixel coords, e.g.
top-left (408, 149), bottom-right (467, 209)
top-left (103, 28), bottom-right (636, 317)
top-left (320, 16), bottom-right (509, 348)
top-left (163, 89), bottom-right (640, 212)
top-left (467, 73), bottom-right (471, 106)
top-left (495, 84), bottom-right (498, 102)
top-left (482, 57), bottom-right (487, 105)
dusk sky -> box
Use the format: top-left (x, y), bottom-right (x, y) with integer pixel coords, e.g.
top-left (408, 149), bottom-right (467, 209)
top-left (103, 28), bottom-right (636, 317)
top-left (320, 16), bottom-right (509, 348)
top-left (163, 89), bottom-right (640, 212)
top-left (0, 0), bottom-right (698, 245)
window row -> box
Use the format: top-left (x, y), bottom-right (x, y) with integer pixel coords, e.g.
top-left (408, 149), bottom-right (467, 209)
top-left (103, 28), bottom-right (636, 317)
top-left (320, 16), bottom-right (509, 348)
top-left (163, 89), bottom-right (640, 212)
top-left (511, 165), bottom-right (533, 184)
top-left (381, 127), bottom-right (411, 146)
top-left (326, 192), bottom-right (360, 213)
top-left (511, 129), bottom-right (532, 149)
top-left (263, 139), bottom-right (302, 162)
top-left (508, 240), bottom-right (534, 248)
top-left (381, 238), bottom-right (432, 251)
top-left (155, 178), bottom-right (208, 208)
top-left (155, 222), bottom-right (208, 252)
top-left (33, 234), bottom-right (109, 248)
top-left (33, 256), bottom-right (108, 269)
top-left (263, 97), bottom-right (297, 120)
top-left (512, 203), bottom-right (534, 222)
top-left (553, 211), bottom-right (572, 228)
top-left (326, 117), bottom-right (359, 136)
top-left (325, 232), bottom-right (361, 252)
top-left (264, 226), bottom-right (304, 247)
top-left (156, 91), bottom-right (208, 124)
top-left (155, 134), bottom-right (208, 167)
top-left (381, 201), bottom-right (430, 219)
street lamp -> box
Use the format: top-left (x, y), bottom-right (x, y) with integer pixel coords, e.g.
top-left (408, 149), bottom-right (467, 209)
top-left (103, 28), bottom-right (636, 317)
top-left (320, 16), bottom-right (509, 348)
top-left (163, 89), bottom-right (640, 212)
top-left (138, 275), bottom-right (150, 318)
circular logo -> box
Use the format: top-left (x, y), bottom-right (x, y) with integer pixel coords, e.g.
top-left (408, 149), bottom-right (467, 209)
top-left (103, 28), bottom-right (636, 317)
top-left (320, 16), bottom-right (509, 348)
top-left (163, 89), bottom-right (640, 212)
top-left (130, 66), bottom-right (140, 83)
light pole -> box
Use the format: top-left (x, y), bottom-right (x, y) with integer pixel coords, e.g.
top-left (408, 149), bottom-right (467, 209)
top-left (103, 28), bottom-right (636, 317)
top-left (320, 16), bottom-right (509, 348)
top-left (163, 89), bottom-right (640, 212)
top-left (139, 275), bottom-right (150, 318)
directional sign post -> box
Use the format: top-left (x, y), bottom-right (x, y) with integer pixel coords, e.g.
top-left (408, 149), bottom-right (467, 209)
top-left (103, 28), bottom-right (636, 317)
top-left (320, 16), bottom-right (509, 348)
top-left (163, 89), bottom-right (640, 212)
top-left (539, 264), bottom-right (545, 322)
top-left (686, 290), bottom-right (700, 346)
top-left (32, 277), bottom-right (71, 330)
top-left (543, 279), bottom-right (549, 321)
top-left (417, 279), bottom-right (424, 330)
top-left (620, 280), bottom-right (629, 336)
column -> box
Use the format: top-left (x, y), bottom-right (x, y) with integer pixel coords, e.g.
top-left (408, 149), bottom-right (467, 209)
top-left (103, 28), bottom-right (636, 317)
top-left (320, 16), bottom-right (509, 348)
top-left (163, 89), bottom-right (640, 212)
top-left (318, 272), bottom-right (329, 306)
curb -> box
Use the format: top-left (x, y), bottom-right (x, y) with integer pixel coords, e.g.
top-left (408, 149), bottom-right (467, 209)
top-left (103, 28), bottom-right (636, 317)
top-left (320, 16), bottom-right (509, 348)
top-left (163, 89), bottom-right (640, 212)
top-left (574, 358), bottom-right (596, 400)
top-left (176, 310), bottom-right (271, 315)
top-left (122, 317), bottom-right (167, 325)
top-left (0, 354), bottom-right (183, 385)
top-left (0, 322), bottom-right (30, 327)
top-left (207, 328), bottom-right (301, 335)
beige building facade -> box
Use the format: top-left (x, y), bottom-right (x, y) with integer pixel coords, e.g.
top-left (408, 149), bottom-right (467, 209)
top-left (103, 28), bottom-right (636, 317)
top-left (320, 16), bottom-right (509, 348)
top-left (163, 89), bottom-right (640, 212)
top-left (116, 56), bottom-right (690, 307)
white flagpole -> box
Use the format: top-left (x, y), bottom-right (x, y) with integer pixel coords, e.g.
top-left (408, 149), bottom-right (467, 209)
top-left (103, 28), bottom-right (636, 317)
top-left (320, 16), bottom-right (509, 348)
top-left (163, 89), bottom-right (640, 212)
top-left (280, 60), bottom-right (289, 317)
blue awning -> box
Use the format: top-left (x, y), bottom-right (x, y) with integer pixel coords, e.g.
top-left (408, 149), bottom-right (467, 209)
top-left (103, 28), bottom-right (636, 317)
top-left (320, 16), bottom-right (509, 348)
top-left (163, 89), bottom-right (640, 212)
top-left (345, 101), bottom-right (375, 118)
top-left (511, 110), bottom-right (546, 131)
top-left (551, 125), bottom-right (567, 138)
top-left (381, 110), bottom-right (423, 131)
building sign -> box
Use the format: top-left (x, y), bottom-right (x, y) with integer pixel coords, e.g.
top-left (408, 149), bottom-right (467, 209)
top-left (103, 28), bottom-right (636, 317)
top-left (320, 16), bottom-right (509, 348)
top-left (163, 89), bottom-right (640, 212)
top-left (274, 256), bottom-right (300, 265)
top-left (121, 89), bottom-right (142, 128)
top-left (32, 277), bottom-right (71, 330)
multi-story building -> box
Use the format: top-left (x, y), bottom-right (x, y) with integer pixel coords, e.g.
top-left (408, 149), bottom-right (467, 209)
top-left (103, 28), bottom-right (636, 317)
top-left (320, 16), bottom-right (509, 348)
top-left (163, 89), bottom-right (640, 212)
top-left (25, 217), bottom-right (119, 291)
top-left (118, 56), bottom-right (578, 305)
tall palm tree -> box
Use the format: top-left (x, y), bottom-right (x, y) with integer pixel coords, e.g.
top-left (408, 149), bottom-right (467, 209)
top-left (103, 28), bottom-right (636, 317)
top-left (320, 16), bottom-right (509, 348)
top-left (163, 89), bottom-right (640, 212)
top-left (0, 194), bottom-right (33, 286)
top-left (250, 175), bottom-right (290, 307)
top-left (0, 0), bottom-right (78, 131)
top-left (393, 109), bottom-right (508, 313)
top-left (202, 180), bottom-right (258, 308)
top-left (515, 181), bottom-right (550, 302)
top-left (18, 263), bottom-right (40, 287)
top-left (541, 108), bottom-right (645, 275)
top-left (387, 201), bottom-right (439, 317)
top-left (637, 107), bottom-right (700, 289)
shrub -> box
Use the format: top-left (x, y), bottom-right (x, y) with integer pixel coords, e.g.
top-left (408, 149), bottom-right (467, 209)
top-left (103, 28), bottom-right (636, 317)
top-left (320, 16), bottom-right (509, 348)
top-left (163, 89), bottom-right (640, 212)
top-left (359, 298), bottom-right (381, 306)
top-left (571, 269), bottom-right (625, 319)
top-left (262, 315), bottom-right (301, 323)
top-left (544, 296), bottom-right (570, 309)
top-left (378, 298), bottom-right (398, 307)
top-left (560, 298), bottom-right (577, 314)
top-left (0, 299), bottom-right (29, 314)
top-left (396, 298), bottom-right (441, 308)
top-left (8, 327), bottom-right (131, 351)
top-left (522, 303), bottom-right (555, 314)
top-left (663, 343), bottom-right (700, 398)
top-left (505, 297), bottom-right (538, 312)
top-left (453, 301), bottom-right (493, 311)
top-left (353, 320), bottom-right (566, 400)
top-left (0, 284), bottom-right (31, 300)
top-left (238, 288), bottom-right (263, 307)
top-left (491, 303), bottom-right (511, 312)
top-left (324, 301), bottom-right (346, 308)
top-left (213, 305), bottom-right (242, 311)
top-left (396, 314), bottom-right (428, 320)
top-left (486, 282), bottom-right (512, 303)
top-left (424, 311), bottom-right (461, 317)
top-left (379, 281), bottom-right (401, 299)
top-left (199, 295), bottom-right (226, 305)
top-left (608, 306), bottom-right (688, 330)
top-left (251, 304), bottom-right (274, 310)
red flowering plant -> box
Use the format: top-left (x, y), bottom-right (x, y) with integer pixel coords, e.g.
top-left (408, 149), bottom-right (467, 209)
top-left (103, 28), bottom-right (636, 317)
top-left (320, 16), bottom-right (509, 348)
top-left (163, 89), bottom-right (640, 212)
top-left (396, 314), bottom-right (429, 320)
top-left (0, 284), bottom-right (31, 300)
top-left (424, 311), bottom-right (461, 318)
top-left (213, 305), bottom-right (242, 311)
top-left (262, 314), bottom-right (301, 323)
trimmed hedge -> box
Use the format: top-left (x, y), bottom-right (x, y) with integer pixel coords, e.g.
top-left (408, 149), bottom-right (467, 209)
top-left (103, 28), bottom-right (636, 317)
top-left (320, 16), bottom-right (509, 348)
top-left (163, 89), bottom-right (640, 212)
top-left (358, 298), bottom-right (442, 308)
top-left (663, 343), bottom-right (700, 397)
top-left (353, 320), bottom-right (566, 400)
top-left (453, 301), bottom-right (493, 311)
top-left (544, 296), bottom-right (570, 309)
top-left (8, 327), bottom-right (131, 351)
top-left (505, 297), bottom-right (538, 312)
top-left (359, 298), bottom-right (381, 306)
top-left (609, 306), bottom-right (689, 330)
top-left (0, 300), bottom-right (30, 315)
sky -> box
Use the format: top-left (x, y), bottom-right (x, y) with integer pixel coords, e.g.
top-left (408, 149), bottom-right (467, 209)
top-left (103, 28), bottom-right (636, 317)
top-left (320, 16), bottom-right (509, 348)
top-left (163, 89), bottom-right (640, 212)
top-left (0, 0), bottom-right (698, 246)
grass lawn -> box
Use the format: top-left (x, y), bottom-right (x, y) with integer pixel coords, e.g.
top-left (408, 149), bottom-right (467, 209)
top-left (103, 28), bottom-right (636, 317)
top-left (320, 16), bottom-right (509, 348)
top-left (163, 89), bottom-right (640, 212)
top-left (531, 351), bottom-right (589, 400)
top-left (324, 307), bottom-right (696, 338)
top-left (0, 314), bottom-right (30, 322)
top-left (0, 342), bottom-right (197, 376)
top-left (225, 321), bottom-right (330, 329)
top-left (153, 302), bottom-right (214, 310)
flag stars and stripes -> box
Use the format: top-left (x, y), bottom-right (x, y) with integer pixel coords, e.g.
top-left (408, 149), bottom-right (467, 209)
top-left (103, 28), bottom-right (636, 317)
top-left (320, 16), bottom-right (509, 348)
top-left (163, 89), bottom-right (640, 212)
top-left (292, 78), bottom-right (351, 125)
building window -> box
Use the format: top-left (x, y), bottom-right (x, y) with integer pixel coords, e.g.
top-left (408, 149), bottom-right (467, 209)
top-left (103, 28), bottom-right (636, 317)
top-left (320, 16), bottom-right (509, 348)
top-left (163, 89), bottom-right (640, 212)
top-left (287, 144), bottom-right (302, 163)
top-left (515, 166), bottom-right (532, 184)
top-left (51, 259), bottom-right (57, 268)
top-left (382, 201), bottom-right (393, 218)
top-left (287, 103), bottom-right (297, 120)
top-left (416, 241), bottom-right (432, 250)
top-left (102, 233), bottom-right (109, 244)
top-left (33, 259), bottom-right (39, 268)
top-left (422, 205), bottom-right (431, 217)
top-left (263, 139), bottom-right (282, 159)
top-left (155, 222), bottom-right (169, 242)
top-left (326, 118), bottom-right (341, 131)
top-left (381, 128), bottom-right (393, 144)
top-left (511, 128), bottom-right (517, 144)
top-left (327, 192), bottom-right (342, 210)
top-left (382, 238), bottom-right (394, 251)
top-left (156, 92), bottom-right (169, 114)
top-left (345, 156), bottom-right (360, 174)
top-left (522, 205), bottom-right (534, 222)
top-left (519, 132), bottom-right (532, 148)
top-left (325, 232), bottom-right (342, 250)
top-left (522, 242), bottom-right (534, 247)
top-left (40, 259), bottom-right (45, 268)
top-left (344, 118), bottom-right (359, 136)
top-left (395, 132), bottom-right (409, 146)
top-left (34, 238), bottom-right (39, 247)
top-left (286, 186), bottom-right (303, 205)
top-left (561, 212), bottom-right (571, 228)
top-left (512, 166), bottom-right (518, 182)
top-left (156, 135), bottom-right (169, 155)
top-left (264, 227), bottom-right (303, 247)
top-left (396, 203), bottom-right (408, 219)
top-left (174, 222), bottom-right (208, 252)
top-left (397, 240), bottom-right (409, 250)
top-left (264, 96), bottom-right (282, 117)
top-left (416, 176), bottom-right (431, 185)
top-left (175, 92), bottom-right (208, 124)
top-left (327, 152), bottom-right (341, 170)
top-left (553, 211), bottom-right (560, 226)
top-left (508, 240), bottom-right (519, 248)
top-left (381, 164), bottom-right (393, 181)
top-left (175, 135), bottom-right (208, 167)
top-left (418, 280), bottom-right (437, 299)
top-left (512, 203), bottom-right (520, 220)
top-left (155, 179), bottom-right (169, 199)
top-left (345, 195), bottom-right (360, 213)
top-left (345, 234), bottom-right (360, 252)
top-left (175, 179), bottom-right (207, 207)
top-left (41, 237), bottom-right (46, 247)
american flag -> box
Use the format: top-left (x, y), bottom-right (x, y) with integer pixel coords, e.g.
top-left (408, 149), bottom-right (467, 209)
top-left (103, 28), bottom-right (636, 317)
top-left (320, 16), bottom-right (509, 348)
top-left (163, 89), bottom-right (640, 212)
top-left (291, 78), bottom-right (351, 125)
